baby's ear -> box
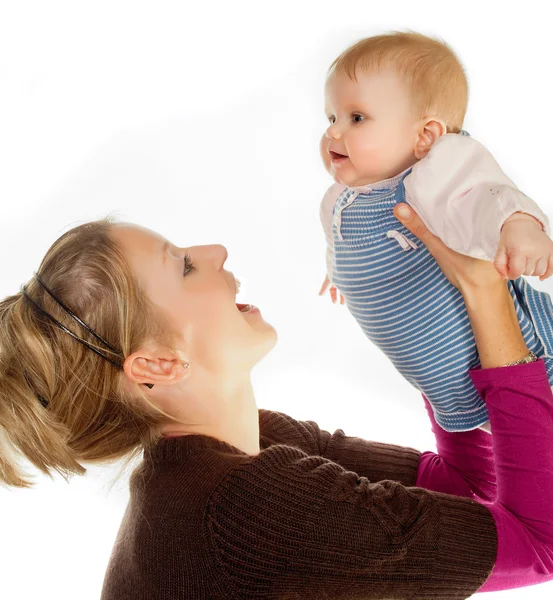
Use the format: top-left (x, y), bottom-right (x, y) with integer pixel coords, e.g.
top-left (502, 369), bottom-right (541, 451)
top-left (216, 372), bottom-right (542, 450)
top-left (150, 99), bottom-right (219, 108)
top-left (414, 118), bottom-right (447, 159)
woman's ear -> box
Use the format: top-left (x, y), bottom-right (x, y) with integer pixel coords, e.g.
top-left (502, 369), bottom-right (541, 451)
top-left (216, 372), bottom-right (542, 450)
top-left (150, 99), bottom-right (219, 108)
top-left (123, 346), bottom-right (190, 388)
top-left (414, 117), bottom-right (447, 160)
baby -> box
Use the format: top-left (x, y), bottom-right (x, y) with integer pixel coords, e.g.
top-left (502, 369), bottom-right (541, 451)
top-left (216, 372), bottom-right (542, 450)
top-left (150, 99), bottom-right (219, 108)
top-left (318, 31), bottom-right (553, 432)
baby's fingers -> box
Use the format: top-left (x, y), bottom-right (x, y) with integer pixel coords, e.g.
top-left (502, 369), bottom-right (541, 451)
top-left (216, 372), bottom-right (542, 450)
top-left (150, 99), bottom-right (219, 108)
top-left (493, 247), bottom-right (509, 278)
top-left (505, 253), bottom-right (526, 280)
top-left (523, 258), bottom-right (537, 277)
top-left (319, 275), bottom-right (331, 296)
top-left (540, 256), bottom-right (553, 281)
top-left (532, 256), bottom-right (549, 278)
top-left (330, 286), bottom-right (338, 303)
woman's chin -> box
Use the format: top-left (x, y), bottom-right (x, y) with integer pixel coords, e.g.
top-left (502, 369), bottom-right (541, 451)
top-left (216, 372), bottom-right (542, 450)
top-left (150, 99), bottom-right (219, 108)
top-left (255, 324), bottom-right (278, 361)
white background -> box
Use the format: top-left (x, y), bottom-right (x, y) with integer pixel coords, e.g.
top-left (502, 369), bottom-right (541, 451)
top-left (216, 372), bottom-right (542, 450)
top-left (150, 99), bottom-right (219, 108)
top-left (1, 1), bottom-right (552, 598)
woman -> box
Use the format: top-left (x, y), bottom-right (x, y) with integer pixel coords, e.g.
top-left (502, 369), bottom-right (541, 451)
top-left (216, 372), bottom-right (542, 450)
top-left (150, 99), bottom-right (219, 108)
top-left (0, 204), bottom-right (552, 599)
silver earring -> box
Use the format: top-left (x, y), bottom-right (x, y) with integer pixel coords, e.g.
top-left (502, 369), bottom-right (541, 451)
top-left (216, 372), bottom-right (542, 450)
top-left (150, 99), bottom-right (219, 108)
top-left (144, 362), bottom-right (190, 389)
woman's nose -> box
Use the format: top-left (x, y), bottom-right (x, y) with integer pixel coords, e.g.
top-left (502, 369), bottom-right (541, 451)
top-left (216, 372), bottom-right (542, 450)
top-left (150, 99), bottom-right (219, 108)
top-left (210, 244), bottom-right (228, 266)
top-left (191, 244), bottom-right (228, 266)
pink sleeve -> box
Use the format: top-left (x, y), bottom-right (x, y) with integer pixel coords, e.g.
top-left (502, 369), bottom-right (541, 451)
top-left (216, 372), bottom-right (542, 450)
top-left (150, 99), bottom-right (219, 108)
top-left (472, 361), bottom-right (553, 592)
top-left (418, 360), bottom-right (553, 593)
top-left (415, 395), bottom-right (496, 503)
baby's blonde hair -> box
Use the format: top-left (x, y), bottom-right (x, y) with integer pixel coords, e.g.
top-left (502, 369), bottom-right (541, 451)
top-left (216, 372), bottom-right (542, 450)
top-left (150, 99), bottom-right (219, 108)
top-left (328, 30), bottom-right (469, 133)
top-left (0, 217), bottom-right (188, 489)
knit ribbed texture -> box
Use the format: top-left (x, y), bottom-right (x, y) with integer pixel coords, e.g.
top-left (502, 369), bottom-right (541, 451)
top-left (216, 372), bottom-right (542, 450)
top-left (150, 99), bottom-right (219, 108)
top-left (258, 409), bottom-right (421, 486)
top-left (101, 408), bottom-right (497, 600)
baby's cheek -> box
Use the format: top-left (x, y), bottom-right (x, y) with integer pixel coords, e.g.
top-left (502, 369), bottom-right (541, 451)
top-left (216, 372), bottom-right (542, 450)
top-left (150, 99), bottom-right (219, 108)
top-left (354, 147), bottom-right (383, 173)
top-left (319, 137), bottom-right (332, 174)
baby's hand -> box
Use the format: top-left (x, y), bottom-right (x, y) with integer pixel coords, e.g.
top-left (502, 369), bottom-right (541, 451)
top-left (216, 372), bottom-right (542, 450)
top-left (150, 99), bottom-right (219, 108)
top-left (319, 274), bottom-right (345, 304)
top-left (494, 212), bottom-right (553, 281)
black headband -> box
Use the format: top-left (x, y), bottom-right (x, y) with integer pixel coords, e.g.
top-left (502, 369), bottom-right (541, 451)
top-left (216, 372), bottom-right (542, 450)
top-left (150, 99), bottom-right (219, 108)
top-left (20, 272), bottom-right (154, 407)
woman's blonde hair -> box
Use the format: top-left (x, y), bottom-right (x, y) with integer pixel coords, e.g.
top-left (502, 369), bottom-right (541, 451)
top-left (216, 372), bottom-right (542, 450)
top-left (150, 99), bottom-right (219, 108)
top-left (0, 216), bottom-right (185, 488)
top-left (328, 30), bottom-right (469, 133)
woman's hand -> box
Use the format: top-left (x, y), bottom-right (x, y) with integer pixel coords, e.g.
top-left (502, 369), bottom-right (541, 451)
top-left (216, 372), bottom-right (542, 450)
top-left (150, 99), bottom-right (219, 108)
top-left (393, 203), bottom-right (506, 293)
top-left (394, 203), bottom-right (529, 369)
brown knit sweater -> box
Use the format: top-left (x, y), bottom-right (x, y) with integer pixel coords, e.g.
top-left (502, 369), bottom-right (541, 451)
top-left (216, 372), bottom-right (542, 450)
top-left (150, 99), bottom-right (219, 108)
top-left (100, 409), bottom-right (497, 599)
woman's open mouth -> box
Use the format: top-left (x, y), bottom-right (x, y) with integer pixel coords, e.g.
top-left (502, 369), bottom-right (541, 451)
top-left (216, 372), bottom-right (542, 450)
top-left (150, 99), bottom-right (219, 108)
top-left (236, 303), bottom-right (258, 314)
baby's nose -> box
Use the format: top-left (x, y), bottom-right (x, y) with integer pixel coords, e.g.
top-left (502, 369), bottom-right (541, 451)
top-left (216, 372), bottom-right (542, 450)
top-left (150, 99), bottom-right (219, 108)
top-left (326, 124), bottom-right (342, 139)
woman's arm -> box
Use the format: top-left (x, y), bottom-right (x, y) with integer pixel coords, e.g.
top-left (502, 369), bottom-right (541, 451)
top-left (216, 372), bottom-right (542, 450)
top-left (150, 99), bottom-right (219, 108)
top-left (416, 395), bottom-right (496, 502)
top-left (462, 280), bottom-right (530, 368)
top-left (394, 203), bottom-right (553, 592)
top-left (220, 210), bottom-right (553, 595)
top-left (259, 409), bottom-right (421, 486)
top-left (217, 346), bottom-right (553, 598)
top-left (472, 358), bottom-right (553, 592)
top-left (209, 431), bottom-right (500, 600)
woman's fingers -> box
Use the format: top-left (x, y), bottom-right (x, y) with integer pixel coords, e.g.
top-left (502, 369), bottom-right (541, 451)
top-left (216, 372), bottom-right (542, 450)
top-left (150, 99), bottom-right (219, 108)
top-left (393, 202), bottom-right (505, 292)
top-left (393, 204), bottom-right (436, 250)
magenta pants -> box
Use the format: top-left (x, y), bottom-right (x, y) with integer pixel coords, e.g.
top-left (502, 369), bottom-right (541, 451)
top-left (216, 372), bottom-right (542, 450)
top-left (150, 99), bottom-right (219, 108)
top-left (415, 359), bottom-right (553, 593)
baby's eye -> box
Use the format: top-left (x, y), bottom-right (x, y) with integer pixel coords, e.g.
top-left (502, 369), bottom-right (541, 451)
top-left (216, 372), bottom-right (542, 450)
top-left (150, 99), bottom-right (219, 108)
top-left (327, 115), bottom-right (336, 124)
top-left (352, 114), bottom-right (365, 123)
top-left (183, 253), bottom-right (195, 276)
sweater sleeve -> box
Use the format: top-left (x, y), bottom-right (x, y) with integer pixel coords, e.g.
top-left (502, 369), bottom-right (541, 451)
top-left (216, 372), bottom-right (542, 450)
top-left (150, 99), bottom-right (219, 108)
top-left (403, 133), bottom-right (550, 262)
top-left (227, 360), bottom-right (553, 598)
top-left (259, 409), bottom-right (421, 487)
top-left (470, 360), bottom-right (553, 592)
top-left (206, 442), bottom-right (497, 600)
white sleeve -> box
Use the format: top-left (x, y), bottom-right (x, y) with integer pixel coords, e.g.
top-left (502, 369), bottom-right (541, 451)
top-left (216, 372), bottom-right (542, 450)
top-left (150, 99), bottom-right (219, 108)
top-left (319, 183), bottom-right (347, 283)
top-left (403, 133), bottom-right (550, 261)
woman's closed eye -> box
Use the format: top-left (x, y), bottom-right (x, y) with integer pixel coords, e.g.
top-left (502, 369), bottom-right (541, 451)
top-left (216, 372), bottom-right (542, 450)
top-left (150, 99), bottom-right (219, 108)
top-left (183, 253), bottom-right (195, 276)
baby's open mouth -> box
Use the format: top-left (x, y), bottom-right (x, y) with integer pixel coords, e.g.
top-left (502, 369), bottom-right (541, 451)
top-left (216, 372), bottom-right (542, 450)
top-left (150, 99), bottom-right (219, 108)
top-left (329, 151), bottom-right (348, 160)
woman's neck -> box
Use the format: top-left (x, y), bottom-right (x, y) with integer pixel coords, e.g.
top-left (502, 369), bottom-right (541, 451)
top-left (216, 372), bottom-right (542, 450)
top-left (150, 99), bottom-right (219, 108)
top-left (159, 374), bottom-right (261, 455)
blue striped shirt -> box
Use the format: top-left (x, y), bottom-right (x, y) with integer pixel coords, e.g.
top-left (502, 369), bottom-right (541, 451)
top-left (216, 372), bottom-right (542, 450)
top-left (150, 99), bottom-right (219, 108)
top-left (332, 169), bottom-right (553, 431)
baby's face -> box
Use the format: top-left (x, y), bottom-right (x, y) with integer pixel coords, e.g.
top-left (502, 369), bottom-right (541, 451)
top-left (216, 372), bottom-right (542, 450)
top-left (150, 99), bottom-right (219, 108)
top-left (322, 68), bottom-right (420, 186)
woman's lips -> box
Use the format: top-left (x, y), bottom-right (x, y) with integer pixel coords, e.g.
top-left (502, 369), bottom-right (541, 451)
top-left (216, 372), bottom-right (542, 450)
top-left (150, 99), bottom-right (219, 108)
top-left (236, 303), bottom-right (259, 314)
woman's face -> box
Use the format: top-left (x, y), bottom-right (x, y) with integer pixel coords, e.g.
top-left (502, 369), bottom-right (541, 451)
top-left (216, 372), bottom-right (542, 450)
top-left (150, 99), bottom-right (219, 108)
top-left (111, 223), bottom-right (277, 374)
